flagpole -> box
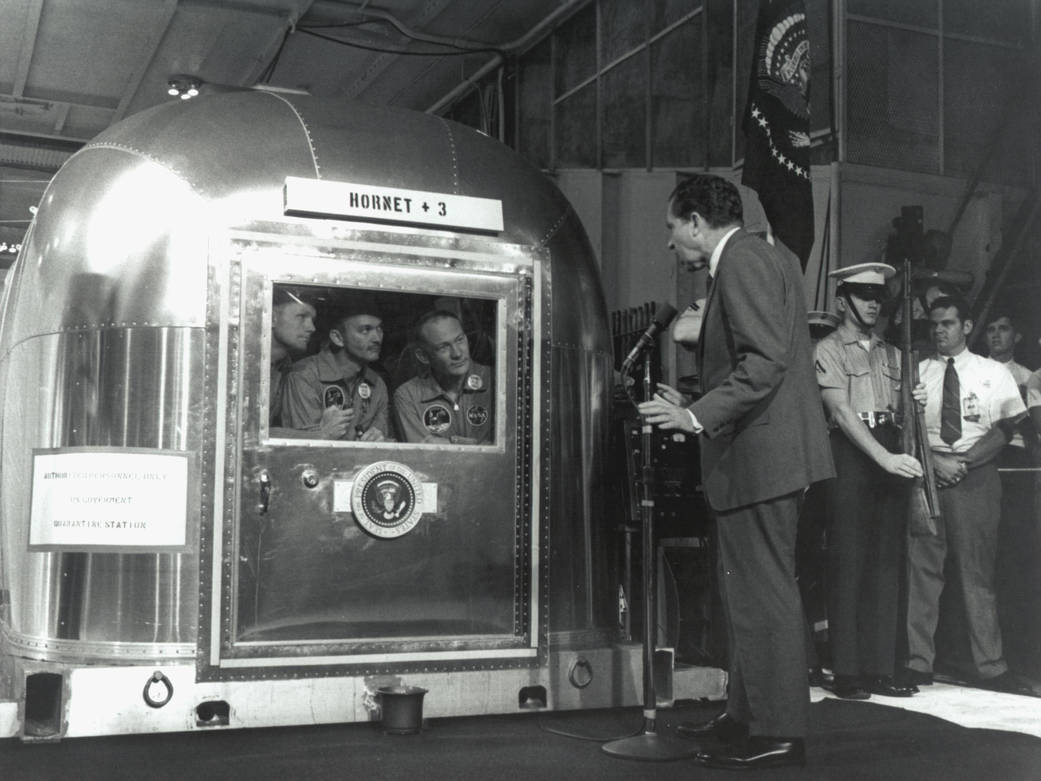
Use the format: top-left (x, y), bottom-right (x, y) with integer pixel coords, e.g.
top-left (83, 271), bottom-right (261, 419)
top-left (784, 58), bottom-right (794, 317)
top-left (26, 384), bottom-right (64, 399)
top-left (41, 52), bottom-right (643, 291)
top-left (834, 0), bottom-right (847, 163)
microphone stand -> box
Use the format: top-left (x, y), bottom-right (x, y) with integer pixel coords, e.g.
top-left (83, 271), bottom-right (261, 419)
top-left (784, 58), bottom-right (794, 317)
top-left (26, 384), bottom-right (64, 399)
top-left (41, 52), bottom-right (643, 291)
top-left (603, 350), bottom-right (689, 761)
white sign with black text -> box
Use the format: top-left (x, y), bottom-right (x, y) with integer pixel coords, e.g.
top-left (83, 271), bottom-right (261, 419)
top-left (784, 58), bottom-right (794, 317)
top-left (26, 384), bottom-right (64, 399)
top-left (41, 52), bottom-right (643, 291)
top-left (29, 450), bottom-right (190, 551)
top-left (283, 176), bottom-right (504, 233)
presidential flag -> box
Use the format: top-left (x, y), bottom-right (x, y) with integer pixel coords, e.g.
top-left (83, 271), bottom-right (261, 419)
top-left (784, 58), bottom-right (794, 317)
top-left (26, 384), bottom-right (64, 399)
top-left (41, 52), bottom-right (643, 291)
top-left (741, 0), bottom-right (814, 268)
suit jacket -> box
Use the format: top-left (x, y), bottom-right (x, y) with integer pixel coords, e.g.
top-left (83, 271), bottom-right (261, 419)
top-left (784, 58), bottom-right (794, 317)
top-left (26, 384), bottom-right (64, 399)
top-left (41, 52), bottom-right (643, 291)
top-left (691, 230), bottom-right (834, 512)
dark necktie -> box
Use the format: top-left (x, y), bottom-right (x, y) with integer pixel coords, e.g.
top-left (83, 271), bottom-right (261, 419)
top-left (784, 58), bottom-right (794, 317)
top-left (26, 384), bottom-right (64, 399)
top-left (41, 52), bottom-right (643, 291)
top-left (940, 357), bottom-right (961, 445)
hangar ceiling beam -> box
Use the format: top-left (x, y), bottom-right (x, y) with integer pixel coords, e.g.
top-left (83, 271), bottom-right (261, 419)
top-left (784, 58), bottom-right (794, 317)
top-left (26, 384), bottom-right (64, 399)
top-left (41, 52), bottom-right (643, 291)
top-left (12, 0), bottom-right (44, 99)
top-left (112, 0), bottom-right (179, 124)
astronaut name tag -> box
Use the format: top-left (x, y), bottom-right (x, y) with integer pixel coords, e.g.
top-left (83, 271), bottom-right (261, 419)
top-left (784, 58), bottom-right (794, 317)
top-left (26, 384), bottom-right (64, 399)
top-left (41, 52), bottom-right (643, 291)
top-left (284, 177), bottom-right (503, 233)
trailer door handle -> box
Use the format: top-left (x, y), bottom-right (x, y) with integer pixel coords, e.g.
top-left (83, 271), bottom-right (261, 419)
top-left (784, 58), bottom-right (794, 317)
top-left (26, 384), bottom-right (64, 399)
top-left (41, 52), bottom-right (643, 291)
top-left (258, 469), bottom-right (271, 514)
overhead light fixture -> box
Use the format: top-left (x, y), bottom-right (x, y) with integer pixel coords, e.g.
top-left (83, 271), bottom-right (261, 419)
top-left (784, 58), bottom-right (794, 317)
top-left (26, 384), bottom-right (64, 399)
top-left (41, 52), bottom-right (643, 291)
top-left (167, 75), bottom-right (202, 100)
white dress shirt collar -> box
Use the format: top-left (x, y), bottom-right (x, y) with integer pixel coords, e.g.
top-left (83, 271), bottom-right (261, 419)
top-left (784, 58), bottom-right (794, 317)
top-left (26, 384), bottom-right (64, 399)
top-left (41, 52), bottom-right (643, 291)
top-left (709, 226), bottom-right (741, 278)
top-left (940, 345), bottom-right (969, 367)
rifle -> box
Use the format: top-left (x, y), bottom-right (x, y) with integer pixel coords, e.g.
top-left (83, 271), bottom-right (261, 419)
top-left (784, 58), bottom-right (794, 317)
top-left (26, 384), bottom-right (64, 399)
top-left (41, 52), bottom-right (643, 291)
top-left (901, 259), bottom-right (942, 534)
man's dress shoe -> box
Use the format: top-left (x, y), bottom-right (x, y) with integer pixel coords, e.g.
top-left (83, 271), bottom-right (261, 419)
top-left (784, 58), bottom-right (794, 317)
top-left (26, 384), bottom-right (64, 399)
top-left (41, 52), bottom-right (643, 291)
top-left (695, 737), bottom-right (806, 770)
top-left (977, 671), bottom-right (1035, 695)
top-left (898, 668), bottom-right (933, 687)
top-left (867, 676), bottom-right (916, 697)
top-left (832, 675), bottom-right (870, 699)
top-left (808, 666), bottom-right (833, 687)
top-left (675, 711), bottom-right (748, 741)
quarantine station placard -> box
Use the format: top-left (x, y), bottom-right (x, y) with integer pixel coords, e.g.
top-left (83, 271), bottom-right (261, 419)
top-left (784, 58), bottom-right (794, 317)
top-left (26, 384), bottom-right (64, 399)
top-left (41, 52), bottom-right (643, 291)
top-left (29, 449), bottom-right (190, 551)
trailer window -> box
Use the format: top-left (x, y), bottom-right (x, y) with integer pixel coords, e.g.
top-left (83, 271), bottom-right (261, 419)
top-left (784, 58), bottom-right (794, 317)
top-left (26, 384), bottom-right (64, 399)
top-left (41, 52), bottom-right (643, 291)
top-left (268, 284), bottom-right (498, 446)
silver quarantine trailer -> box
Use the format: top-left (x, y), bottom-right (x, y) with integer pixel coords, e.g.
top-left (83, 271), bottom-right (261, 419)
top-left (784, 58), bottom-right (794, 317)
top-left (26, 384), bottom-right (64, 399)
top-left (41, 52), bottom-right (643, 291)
top-left (0, 91), bottom-right (722, 739)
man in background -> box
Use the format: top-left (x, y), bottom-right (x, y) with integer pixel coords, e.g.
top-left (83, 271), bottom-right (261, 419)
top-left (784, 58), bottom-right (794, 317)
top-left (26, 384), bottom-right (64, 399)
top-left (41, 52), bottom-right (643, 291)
top-left (984, 311), bottom-right (1038, 679)
top-left (985, 311), bottom-right (1031, 396)
top-left (1029, 364), bottom-right (1041, 438)
top-left (903, 295), bottom-right (1028, 694)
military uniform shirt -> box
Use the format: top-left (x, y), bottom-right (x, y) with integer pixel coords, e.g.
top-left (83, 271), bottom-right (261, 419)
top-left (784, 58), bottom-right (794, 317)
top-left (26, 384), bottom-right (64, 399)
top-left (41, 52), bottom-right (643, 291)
top-left (919, 349), bottom-right (1025, 454)
top-left (393, 362), bottom-right (493, 444)
top-left (281, 347), bottom-right (389, 440)
top-left (814, 322), bottom-right (903, 421)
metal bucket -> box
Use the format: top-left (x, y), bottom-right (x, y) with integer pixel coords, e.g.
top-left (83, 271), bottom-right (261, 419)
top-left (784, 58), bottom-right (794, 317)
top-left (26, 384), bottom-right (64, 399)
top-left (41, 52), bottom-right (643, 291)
top-left (377, 686), bottom-right (428, 735)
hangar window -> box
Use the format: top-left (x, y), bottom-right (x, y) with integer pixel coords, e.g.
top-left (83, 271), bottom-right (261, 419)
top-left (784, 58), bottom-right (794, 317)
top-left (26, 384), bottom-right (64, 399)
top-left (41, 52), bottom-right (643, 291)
top-left (268, 283), bottom-right (499, 447)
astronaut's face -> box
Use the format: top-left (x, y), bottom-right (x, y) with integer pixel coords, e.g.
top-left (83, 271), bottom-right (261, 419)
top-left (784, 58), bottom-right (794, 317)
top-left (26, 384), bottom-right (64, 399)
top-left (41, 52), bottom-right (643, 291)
top-left (272, 301), bottom-right (316, 355)
top-left (334, 314), bottom-right (383, 364)
top-left (417, 316), bottom-right (471, 383)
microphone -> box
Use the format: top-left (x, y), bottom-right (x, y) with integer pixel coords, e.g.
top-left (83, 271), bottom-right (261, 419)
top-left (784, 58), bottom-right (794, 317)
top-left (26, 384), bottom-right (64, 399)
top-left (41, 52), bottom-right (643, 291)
top-left (621, 303), bottom-right (678, 371)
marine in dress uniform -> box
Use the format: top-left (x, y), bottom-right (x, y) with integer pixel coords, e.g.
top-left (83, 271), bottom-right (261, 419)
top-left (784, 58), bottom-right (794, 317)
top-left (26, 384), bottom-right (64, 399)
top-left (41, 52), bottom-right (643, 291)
top-left (814, 262), bottom-right (921, 699)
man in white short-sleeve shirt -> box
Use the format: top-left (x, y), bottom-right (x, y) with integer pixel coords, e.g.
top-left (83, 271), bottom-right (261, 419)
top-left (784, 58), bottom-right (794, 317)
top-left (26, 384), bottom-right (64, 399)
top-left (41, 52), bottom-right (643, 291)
top-left (903, 294), bottom-right (1028, 694)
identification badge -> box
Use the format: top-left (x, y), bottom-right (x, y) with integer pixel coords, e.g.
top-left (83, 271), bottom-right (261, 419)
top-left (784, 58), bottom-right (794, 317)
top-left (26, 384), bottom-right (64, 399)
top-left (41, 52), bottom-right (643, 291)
top-left (358, 381), bottom-right (371, 400)
top-left (963, 392), bottom-right (981, 423)
top-left (466, 373), bottom-right (483, 391)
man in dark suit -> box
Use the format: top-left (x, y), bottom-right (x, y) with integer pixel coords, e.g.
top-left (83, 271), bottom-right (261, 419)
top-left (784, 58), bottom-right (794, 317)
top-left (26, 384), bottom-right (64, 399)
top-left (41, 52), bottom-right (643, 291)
top-left (639, 174), bottom-right (834, 770)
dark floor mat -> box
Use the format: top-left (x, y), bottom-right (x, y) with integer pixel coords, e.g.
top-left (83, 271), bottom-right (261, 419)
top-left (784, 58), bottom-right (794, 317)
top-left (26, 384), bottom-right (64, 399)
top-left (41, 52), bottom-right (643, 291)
top-left (0, 698), bottom-right (1039, 781)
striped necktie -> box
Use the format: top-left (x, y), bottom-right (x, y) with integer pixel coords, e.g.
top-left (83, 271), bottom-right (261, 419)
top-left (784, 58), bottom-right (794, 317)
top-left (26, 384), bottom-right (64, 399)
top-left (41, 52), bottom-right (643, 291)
top-left (940, 357), bottom-right (961, 446)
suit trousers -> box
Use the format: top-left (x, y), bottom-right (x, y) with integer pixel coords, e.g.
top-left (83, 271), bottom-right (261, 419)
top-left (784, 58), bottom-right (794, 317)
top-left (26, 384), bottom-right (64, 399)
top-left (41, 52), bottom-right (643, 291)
top-left (826, 427), bottom-right (909, 678)
top-left (995, 445), bottom-right (1041, 676)
top-left (906, 462), bottom-right (1007, 678)
top-left (716, 490), bottom-right (808, 737)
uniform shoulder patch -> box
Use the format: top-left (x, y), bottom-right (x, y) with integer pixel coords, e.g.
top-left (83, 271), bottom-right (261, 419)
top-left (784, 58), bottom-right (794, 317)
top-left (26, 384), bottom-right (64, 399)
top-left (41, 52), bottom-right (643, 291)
top-left (423, 403), bottom-right (452, 434)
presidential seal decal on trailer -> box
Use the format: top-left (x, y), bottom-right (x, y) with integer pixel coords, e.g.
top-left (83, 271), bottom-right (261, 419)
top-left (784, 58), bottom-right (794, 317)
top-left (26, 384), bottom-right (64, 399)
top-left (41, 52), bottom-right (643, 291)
top-left (351, 461), bottom-right (425, 538)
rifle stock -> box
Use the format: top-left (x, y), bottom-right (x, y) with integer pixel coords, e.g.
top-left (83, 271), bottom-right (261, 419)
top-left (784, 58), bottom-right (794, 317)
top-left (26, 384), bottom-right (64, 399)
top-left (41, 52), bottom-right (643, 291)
top-left (901, 260), bottom-right (942, 533)
top-left (911, 351), bottom-right (942, 532)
